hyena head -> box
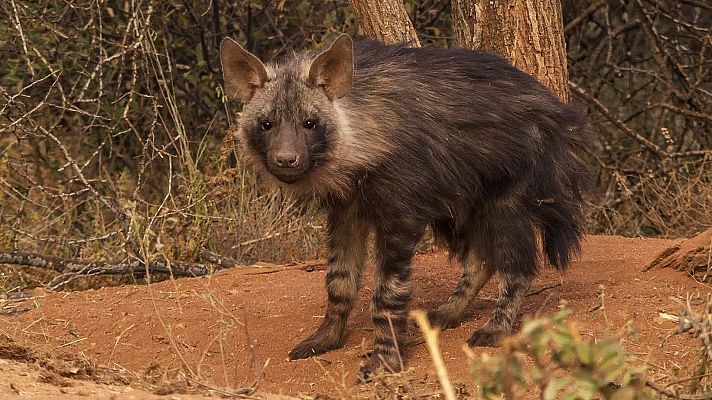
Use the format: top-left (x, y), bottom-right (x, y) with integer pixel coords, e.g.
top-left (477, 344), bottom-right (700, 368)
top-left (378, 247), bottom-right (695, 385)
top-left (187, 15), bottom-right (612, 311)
top-left (220, 35), bottom-right (354, 185)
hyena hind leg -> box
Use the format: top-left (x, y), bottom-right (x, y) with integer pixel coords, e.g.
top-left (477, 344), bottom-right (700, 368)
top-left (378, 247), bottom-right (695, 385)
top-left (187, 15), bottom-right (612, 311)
top-left (467, 271), bottom-right (532, 347)
top-left (428, 257), bottom-right (494, 330)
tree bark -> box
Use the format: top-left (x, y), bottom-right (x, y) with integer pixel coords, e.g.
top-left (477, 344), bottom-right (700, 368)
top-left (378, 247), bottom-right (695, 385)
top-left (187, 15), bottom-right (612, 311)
top-left (349, 0), bottom-right (420, 46)
top-left (451, 0), bottom-right (570, 102)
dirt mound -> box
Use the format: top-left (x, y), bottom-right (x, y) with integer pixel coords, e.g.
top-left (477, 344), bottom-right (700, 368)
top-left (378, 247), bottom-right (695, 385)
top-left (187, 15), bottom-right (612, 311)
top-left (0, 235), bottom-right (706, 398)
top-left (0, 332), bottom-right (270, 399)
top-left (646, 228), bottom-right (712, 281)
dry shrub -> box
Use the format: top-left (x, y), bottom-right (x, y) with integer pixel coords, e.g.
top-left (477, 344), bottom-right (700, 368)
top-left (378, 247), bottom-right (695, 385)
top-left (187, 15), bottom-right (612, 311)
top-left (566, 0), bottom-right (712, 236)
top-left (0, 0), bottom-right (328, 293)
top-left (0, 0), bottom-right (710, 294)
top-left (587, 157), bottom-right (712, 237)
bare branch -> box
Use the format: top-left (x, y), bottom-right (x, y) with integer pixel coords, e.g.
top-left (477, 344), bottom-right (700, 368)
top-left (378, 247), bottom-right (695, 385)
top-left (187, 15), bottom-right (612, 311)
top-left (569, 81), bottom-right (667, 157)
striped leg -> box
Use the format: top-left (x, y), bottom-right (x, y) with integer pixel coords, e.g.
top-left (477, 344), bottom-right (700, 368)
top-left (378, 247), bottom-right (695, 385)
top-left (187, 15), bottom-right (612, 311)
top-left (360, 225), bottom-right (423, 378)
top-left (289, 204), bottom-right (368, 360)
top-left (467, 271), bottom-right (532, 347)
top-left (428, 255), bottom-right (494, 329)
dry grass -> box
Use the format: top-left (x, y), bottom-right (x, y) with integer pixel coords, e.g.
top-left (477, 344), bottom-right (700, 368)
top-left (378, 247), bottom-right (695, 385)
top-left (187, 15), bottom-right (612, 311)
top-left (0, 0), bottom-right (326, 295)
top-left (587, 157), bottom-right (712, 238)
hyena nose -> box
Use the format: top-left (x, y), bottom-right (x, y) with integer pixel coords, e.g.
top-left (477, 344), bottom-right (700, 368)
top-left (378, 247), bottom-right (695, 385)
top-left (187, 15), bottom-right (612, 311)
top-left (274, 152), bottom-right (299, 168)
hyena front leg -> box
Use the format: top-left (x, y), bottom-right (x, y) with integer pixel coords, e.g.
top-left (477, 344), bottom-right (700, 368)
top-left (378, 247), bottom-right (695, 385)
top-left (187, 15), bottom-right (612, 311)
top-left (428, 255), bottom-right (494, 329)
top-left (360, 224), bottom-right (424, 378)
top-left (467, 271), bottom-right (532, 347)
top-left (289, 204), bottom-right (368, 360)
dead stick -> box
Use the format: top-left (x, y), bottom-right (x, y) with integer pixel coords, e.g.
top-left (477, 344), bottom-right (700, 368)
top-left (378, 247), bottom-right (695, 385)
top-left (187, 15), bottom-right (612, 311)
top-left (200, 249), bottom-right (238, 268)
top-left (0, 251), bottom-right (222, 279)
top-left (526, 283), bottom-right (562, 297)
top-left (646, 379), bottom-right (712, 399)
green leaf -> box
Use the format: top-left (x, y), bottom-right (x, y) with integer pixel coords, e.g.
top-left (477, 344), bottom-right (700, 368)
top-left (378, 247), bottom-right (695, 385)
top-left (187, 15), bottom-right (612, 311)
top-left (544, 377), bottom-right (572, 400)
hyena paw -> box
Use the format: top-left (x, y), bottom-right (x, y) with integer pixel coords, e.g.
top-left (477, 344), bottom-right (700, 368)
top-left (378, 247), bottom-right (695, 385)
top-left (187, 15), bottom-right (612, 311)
top-left (288, 335), bottom-right (342, 360)
top-left (467, 326), bottom-right (507, 347)
top-left (427, 308), bottom-right (462, 330)
top-left (358, 351), bottom-right (402, 382)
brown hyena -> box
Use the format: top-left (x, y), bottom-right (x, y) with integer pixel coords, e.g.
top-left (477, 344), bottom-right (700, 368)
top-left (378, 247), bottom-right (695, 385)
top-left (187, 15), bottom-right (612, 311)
top-left (219, 35), bottom-right (588, 377)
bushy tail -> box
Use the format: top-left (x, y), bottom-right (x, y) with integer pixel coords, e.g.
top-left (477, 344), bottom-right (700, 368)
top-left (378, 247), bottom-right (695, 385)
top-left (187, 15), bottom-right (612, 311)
top-left (539, 111), bottom-right (589, 270)
top-left (541, 199), bottom-right (585, 270)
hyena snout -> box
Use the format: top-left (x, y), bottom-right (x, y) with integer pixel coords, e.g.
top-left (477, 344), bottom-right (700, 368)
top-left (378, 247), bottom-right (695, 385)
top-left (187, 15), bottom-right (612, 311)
top-left (267, 144), bottom-right (309, 182)
top-left (266, 129), bottom-right (309, 181)
top-left (272, 150), bottom-right (300, 169)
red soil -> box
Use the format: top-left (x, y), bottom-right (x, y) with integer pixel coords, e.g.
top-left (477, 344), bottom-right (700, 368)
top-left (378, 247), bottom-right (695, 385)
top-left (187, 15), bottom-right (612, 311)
top-left (0, 235), bottom-right (707, 398)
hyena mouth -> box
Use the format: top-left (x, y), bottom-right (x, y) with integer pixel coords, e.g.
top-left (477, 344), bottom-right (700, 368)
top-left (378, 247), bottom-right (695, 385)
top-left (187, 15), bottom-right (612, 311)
top-left (269, 167), bottom-right (309, 183)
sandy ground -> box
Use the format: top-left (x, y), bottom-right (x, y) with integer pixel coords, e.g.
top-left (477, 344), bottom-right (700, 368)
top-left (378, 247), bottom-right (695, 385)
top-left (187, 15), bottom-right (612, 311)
top-left (0, 235), bottom-right (707, 398)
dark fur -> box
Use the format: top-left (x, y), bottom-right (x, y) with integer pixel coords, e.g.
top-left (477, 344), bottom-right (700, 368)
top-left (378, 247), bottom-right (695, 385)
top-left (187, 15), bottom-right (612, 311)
top-left (221, 37), bottom-right (588, 377)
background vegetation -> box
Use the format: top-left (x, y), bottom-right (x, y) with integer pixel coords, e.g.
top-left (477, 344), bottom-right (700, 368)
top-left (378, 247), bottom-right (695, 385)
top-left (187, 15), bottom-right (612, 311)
top-left (0, 0), bottom-right (710, 291)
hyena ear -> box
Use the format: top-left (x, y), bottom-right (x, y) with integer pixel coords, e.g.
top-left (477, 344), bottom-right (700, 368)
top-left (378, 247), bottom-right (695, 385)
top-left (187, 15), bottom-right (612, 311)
top-left (220, 38), bottom-right (268, 102)
top-left (308, 34), bottom-right (354, 100)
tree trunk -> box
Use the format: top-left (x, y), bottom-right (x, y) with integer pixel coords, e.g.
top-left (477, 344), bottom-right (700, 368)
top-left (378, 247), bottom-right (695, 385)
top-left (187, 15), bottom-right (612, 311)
top-left (451, 0), bottom-right (570, 102)
top-left (349, 0), bottom-right (420, 46)
top-left (645, 228), bottom-right (712, 283)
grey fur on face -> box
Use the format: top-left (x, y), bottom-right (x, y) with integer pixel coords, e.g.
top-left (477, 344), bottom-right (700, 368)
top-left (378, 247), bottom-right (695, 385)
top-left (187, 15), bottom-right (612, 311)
top-left (220, 34), bottom-right (588, 378)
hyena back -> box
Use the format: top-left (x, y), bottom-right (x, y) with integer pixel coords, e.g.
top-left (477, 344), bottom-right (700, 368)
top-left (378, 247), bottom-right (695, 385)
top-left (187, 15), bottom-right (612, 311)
top-left (220, 35), bottom-right (587, 377)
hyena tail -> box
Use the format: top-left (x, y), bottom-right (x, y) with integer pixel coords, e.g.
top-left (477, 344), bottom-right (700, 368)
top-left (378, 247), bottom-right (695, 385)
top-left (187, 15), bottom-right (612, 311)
top-left (540, 194), bottom-right (585, 270)
top-left (539, 119), bottom-right (589, 271)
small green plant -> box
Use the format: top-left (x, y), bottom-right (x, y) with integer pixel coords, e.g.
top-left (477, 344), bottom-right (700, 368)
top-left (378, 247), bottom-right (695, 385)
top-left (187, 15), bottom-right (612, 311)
top-left (469, 309), bottom-right (653, 400)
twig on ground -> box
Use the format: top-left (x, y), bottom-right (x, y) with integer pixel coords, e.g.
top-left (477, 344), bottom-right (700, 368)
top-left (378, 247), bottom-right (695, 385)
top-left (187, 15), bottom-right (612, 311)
top-left (0, 251), bottom-right (218, 276)
top-left (646, 379), bottom-right (712, 399)
top-left (0, 303), bottom-right (35, 315)
top-left (244, 259), bottom-right (327, 275)
top-left (199, 250), bottom-right (238, 268)
top-left (526, 283), bottom-right (562, 297)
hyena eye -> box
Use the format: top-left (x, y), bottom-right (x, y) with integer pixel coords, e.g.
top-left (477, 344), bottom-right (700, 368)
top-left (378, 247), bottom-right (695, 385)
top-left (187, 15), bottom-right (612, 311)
top-left (303, 120), bottom-right (316, 129)
top-left (261, 121), bottom-right (272, 131)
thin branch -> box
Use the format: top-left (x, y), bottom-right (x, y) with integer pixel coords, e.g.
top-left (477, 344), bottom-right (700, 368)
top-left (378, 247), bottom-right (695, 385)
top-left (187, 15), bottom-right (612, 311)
top-left (646, 379), bottom-right (712, 400)
top-left (564, 0), bottom-right (608, 33)
top-left (526, 283), bottom-right (562, 297)
top-left (678, 0), bottom-right (712, 12)
top-left (569, 81), bottom-right (667, 157)
top-left (660, 103), bottom-right (712, 124)
top-left (411, 310), bottom-right (457, 400)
